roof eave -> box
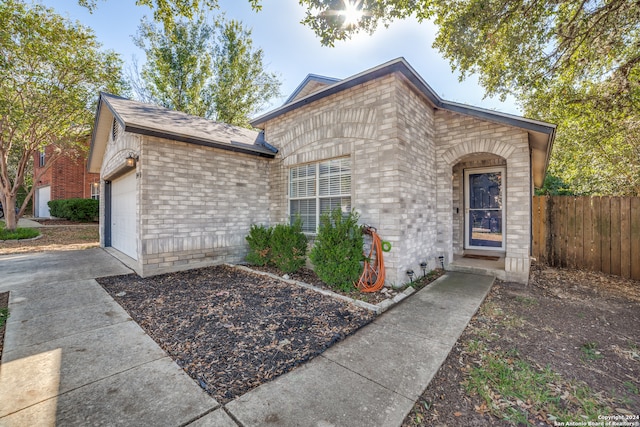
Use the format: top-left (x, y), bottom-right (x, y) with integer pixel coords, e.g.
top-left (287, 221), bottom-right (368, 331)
top-left (251, 58), bottom-right (556, 138)
top-left (124, 125), bottom-right (277, 158)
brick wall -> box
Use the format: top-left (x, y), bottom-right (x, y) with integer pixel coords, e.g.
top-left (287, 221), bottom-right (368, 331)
top-left (394, 76), bottom-right (439, 279)
top-left (263, 74), bottom-right (410, 285)
top-left (435, 110), bottom-right (532, 283)
top-left (262, 73), bottom-right (447, 286)
top-left (33, 143), bottom-right (100, 216)
top-left (137, 137), bottom-right (271, 277)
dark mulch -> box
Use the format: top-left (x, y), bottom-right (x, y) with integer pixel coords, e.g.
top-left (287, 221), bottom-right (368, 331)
top-left (33, 219), bottom-right (97, 226)
top-left (97, 265), bottom-right (376, 404)
top-left (0, 291), bottom-right (8, 360)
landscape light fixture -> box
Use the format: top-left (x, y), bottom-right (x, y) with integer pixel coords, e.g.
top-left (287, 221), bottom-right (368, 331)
top-left (420, 261), bottom-right (427, 277)
top-left (406, 269), bottom-right (415, 282)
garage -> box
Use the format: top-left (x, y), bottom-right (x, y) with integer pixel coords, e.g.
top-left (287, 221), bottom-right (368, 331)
top-left (110, 171), bottom-right (137, 260)
top-left (36, 186), bottom-right (51, 218)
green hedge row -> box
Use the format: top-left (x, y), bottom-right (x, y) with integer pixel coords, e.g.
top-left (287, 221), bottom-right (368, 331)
top-left (48, 198), bottom-right (98, 222)
top-left (246, 209), bottom-right (364, 291)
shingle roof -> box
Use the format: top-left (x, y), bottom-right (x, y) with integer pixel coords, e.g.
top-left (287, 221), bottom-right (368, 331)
top-left (96, 93), bottom-right (276, 157)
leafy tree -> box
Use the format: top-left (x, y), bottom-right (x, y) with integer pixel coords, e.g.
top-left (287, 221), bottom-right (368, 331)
top-left (526, 80), bottom-right (640, 196)
top-left (133, 14), bottom-right (216, 117)
top-left (298, 0), bottom-right (640, 195)
top-left (212, 20), bottom-right (281, 127)
top-left (133, 14), bottom-right (280, 126)
top-left (0, 0), bottom-right (127, 231)
top-left (78, 0), bottom-right (262, 30)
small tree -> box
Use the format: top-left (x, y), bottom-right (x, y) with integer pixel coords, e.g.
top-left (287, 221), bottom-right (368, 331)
top-left (310, 209), bottom-right (364, 292)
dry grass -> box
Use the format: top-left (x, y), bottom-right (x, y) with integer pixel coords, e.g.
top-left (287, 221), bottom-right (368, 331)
top-left (0, 225), bottom-right (99, 255)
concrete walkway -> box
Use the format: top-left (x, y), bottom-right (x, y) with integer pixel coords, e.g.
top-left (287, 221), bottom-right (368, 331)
top-left (0, 249), bottom-right (494, 426)
top-left (0, 218), bottom-right (43, 228)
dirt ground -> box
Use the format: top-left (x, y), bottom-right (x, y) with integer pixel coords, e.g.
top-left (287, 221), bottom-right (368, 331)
top-left (403, 263), bottom-right (640, 426)
top-left (0, 223), bottom-right (99, 255)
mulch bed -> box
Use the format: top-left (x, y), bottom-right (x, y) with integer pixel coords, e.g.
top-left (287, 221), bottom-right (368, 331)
top-left (97, 265), bottom-right (377, 404)
top-left (0, 292), bottom-right (8, 360)
top-left (33, 219), bottom-right (97, 226)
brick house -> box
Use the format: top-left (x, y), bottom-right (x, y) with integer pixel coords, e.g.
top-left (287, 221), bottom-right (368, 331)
top-left (88, 58), bottom-right (555, 284)
top-left (33, 143), bottom-right (101, 218)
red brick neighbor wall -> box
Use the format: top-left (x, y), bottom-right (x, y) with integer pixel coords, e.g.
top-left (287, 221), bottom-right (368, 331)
top-left (33, 144), bottom-right (100, 213)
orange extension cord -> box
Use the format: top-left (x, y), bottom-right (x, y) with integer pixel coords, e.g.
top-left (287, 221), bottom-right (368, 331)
top-left (356, 226), bottom-right (386, 293)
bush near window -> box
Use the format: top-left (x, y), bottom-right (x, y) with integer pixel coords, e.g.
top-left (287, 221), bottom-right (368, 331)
top-left (270, 218), bottom-right (308, 273)
top-left (309, 209), bottom-right (364, 292)
top-left (245, 224), bottom-right (272, 266)
top-left (48, 198), bottom-right (98, 222)
top-left (244, 218), bottom-right (308, 274)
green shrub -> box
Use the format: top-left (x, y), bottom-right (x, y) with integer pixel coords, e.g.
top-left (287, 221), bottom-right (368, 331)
top-left (48, 198), bottom-right (98, 222)
top-left (47, 199), bottom-right (67, 218)
top-left (0, 223), bottom-right (40, 240)
top-left (245, 224), bottom-right (272, 266)
top-left (244, 219), bottom-right (308, 274)
top-left (310, 209), bottom-right (364, 292)
top-left (270, 217), bottom-right (308, 273)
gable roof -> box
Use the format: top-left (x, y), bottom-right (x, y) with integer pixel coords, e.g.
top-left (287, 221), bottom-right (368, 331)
top-left (251, 58), bottom-right (556, 188)
top-left (88, 93), bottom-right (277, 173)
top-left (284, 74), bottom-right (341, 104)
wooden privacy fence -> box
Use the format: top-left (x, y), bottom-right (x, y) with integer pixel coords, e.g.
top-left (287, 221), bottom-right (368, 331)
top-left (532, 196), bottom-right (640, 280)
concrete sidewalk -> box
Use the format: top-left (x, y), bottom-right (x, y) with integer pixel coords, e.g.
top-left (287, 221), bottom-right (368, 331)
top-left (0, 248), bottom-right (493, 426)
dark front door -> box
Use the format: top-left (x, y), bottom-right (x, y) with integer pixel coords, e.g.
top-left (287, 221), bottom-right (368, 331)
top-left (464, 167), bottom-right (505, 250)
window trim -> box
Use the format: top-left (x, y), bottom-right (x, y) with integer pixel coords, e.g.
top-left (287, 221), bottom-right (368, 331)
top-left (39, 150), bottom-right (46, 167)
top-left (288, 157), bottom-right (352, 233)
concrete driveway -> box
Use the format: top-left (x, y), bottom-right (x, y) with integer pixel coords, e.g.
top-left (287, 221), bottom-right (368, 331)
top-left (0, 248), bottom-right (227, 426)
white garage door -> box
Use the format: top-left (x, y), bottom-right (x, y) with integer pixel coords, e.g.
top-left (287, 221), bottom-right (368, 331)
top-left (36, 186), bottom-right (51, 218)
top-left (111, 172), bottom-right (137, 260)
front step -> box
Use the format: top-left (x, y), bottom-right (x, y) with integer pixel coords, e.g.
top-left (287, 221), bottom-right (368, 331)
top-left (447, 261), bottom-right (506, 280)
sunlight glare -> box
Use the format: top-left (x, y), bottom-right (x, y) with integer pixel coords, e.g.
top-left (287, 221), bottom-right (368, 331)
top-left (340, 0), bottom-right (363, 28)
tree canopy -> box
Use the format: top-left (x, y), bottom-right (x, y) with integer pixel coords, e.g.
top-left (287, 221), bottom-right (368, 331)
top-left (132, 14), bottom-right (281, 127)
top-left (0, 0), bottom-right (127, 230)
top-left (299, 0), bottom-right (640, 195)
top-left (78, 0), bottom-right (261, 30)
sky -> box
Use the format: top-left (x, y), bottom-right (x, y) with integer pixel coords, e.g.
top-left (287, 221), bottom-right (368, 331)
top-left (43, 0), bottom-right (521, 116)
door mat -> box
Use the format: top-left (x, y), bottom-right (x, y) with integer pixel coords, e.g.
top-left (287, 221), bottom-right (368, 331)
top-left (463, 254), bottom-right (500, 261)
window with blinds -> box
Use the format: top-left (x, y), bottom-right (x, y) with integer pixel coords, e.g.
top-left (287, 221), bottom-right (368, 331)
top-left (289, 158), bottom-right (351, 232)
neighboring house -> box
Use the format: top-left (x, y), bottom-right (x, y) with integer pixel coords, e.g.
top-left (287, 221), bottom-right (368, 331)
top-left (33, 143), bottom-right (101, 218)
top-left (88, 58), bottom-right (555, 284)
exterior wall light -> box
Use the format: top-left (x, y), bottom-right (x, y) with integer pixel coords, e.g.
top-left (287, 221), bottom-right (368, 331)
top-left (126, 152), bottom-right (139, 167)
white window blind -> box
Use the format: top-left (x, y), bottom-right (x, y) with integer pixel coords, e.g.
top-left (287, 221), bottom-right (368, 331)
top-left (289, 158), bottom-right (351, 232)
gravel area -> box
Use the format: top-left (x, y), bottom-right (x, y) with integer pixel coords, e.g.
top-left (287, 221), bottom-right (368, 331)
top-left (97, 265), bottom-right (376, 404)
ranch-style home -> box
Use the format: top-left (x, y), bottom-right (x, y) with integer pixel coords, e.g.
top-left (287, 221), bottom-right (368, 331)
top-left (88, 58), bottom-right (556, 285)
